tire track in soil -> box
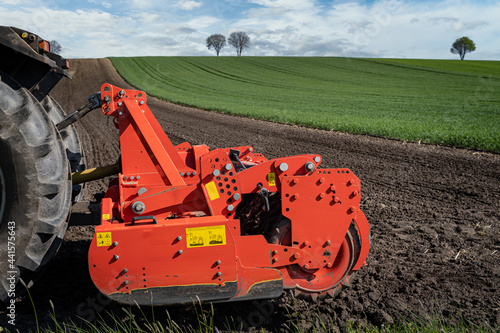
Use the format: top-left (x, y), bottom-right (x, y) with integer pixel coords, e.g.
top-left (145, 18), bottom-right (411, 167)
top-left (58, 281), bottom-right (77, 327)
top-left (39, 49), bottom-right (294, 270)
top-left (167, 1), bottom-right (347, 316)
top-left (2, 58), bottom-right (498, 332)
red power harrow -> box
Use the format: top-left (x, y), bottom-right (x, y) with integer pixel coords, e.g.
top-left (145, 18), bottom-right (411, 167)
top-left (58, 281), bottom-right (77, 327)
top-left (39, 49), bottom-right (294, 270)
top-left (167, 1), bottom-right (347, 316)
top-left (88, 84), bottom-right (370, 305)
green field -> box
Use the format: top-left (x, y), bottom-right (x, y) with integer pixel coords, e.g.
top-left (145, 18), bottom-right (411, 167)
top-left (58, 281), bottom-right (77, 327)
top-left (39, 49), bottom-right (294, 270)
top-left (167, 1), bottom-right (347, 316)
top-left (110, 57), bottom-right (500, 152)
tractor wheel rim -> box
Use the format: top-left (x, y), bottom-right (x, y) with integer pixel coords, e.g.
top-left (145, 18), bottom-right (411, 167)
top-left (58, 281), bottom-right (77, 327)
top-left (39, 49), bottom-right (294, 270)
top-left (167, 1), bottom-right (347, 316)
top-left (0, 163), bottom-right (6, 223)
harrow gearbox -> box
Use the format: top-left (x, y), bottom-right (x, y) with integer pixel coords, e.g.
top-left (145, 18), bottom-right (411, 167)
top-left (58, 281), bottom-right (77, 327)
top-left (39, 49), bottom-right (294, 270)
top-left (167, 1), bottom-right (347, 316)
top-left (88, 84), bottom-right (370, 304)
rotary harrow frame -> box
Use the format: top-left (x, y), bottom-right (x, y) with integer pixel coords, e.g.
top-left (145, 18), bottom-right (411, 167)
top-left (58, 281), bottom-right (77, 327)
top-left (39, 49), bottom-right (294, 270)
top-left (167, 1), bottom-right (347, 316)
top-left (87, 84), bottom-right (370, 305)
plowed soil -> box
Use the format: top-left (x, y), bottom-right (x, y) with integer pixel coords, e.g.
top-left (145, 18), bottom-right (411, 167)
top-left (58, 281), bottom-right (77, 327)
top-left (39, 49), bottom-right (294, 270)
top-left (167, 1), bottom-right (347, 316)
top-left (2, 58), bottom-right (499, 332)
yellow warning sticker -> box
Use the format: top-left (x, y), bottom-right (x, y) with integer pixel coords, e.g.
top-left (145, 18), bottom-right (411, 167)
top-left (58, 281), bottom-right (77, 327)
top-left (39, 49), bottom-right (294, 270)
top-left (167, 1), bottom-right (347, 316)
top-left (96, 232), bottom-right (112, 247)
top-left (205, 181), bottom-right (220, 201)
top-left (268, 172), bottom-right (276, 187)
top-left (102, 214), bottom-right (110, 221)
top-left (186, 225), bottom-right (226, 248)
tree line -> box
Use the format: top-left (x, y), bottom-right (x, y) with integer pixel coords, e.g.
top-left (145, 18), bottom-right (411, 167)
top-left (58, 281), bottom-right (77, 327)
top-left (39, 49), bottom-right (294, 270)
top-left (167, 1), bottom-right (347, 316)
top-left (53, 33), bottom-right (477, 60)
top-left (208, 33), bottom-right (476, 59)
top-left (206, 32), bottom-right (250, 56)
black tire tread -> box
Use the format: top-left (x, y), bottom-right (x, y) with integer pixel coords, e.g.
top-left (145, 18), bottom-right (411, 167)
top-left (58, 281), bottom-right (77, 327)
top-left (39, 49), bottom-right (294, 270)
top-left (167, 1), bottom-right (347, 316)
top-left (41, 96), bottom-right (86, 202)
top-left (0, 73), bottom-right (72, 302)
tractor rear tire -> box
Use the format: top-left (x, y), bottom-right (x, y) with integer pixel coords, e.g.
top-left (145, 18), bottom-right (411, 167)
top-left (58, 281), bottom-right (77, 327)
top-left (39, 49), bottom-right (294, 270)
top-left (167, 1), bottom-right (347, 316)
top-left (0, 72), bottom-right (72, 303)
top-left (41, 95), bottom-right (86, 202)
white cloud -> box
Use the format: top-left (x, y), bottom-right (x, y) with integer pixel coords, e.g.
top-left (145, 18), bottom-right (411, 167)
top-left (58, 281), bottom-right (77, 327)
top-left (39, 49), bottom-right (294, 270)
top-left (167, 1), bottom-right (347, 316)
top-left (186, 15), bottom-right (221, 29)
top-left (87, 0), bottom-right (112, 8)
top-left (232, 0), bottom-right (500, 59)
top-left (248, 0), bottom-right (317, 11)
top-left (175, 0), bottom-right (203, 11)
top-left (0, 0), bottom-right (498, 59)
top-left (136, 12), bottom-right (161, 24)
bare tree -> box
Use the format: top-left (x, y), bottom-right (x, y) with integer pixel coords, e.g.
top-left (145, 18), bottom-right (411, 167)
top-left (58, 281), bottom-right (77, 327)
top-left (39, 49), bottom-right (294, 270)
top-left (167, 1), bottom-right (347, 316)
top-left (228, 32), bottom-right (250, 56)
top-left (49, 40), bottom-right (62, 54)
top-left (206, 34), bottom-right (226, 56)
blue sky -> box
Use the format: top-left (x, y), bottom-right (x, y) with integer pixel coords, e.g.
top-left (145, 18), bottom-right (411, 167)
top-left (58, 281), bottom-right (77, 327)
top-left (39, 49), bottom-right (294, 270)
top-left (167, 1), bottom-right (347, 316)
top-left (0, 0), bottom-right (498, 59)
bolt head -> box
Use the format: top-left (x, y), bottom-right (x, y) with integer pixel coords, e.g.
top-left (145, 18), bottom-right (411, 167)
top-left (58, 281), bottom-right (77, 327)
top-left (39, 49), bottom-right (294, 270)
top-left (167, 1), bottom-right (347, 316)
top-left (114, 255), bottom-right (119, 260)
top-left (293, 253), bottom-right (301, 259)
top-left (213, 169), bottom-right (220, 177)
top-left (305, 162), bottom-right (315, 172)
top-left (225, 163), bottom-right (232, 171)
top-left (216, 272), bottom-right (222, 277)
top-left (132, 201), bottom-right (145, 214)
top-left (118, 102), bottom-right (123, 107)
top-left (279, 163), bottom-right (289, 172)
top-left (177, 236), bottom-right (182, 241)
top-left (314, 156), bottom-right (321, 163)
top-left (216, 260), bottom-right (221, 265)
top-left (304, 264), bottom-right (310, 269)
top-left (272, 258), bottom-right (278, 263)
top-left (326, 263), bottom-right (333, 268)
top-left (227, 204), bottom-right (234, 212)
top-left (178, 250), bottom-right (183, 255)
top-left (118, 111), bottom-right (123, 115)
top-left (319, 193), bottom-right (325, 199)
top-left (113, 241), bottom-right (118, 246)
top-left (192, 171), bottom-right (197, 176)
top-left (248, 147), bottom-right (253, 152)
top-left (123, 268), bottom-right (128, 273)
top-left (124, 280), bottom-right (129, 285)
top-left (233, 193), bottom-right (241, 200)
top-left (139, 100), bottom-right (144, 105)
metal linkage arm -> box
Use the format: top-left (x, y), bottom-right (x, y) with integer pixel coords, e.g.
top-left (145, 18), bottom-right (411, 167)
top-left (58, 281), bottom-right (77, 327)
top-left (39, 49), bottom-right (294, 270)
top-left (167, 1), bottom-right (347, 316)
top-left (56, 92), bottom-right (101, 130)
top-left (99, 84), bottom-right (186, 187)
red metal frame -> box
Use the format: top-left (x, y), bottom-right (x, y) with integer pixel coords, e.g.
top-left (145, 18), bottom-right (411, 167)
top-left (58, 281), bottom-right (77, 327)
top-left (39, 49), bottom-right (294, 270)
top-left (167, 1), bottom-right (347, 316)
top-left (88, 84), bottom-right (370, 304)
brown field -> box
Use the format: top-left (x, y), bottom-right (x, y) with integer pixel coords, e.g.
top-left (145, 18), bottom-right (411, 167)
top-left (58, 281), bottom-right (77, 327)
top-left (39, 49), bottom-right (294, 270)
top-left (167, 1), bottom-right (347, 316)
top-left (2, 58), bottom-right (499, 331)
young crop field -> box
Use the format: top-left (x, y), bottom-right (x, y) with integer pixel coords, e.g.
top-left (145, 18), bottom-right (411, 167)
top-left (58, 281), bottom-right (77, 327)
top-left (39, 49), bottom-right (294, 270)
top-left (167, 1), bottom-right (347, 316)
top-left (110, 57), bottom-right (500, 152)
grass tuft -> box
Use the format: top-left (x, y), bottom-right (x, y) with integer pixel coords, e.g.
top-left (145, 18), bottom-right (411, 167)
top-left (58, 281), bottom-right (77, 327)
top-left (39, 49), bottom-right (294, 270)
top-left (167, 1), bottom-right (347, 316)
top-left (3, 299), bottom-right (498, 333)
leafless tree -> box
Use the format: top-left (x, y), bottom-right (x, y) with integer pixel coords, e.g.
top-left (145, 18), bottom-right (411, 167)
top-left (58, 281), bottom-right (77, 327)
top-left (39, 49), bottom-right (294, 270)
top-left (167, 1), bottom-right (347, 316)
top-left (50, 40), bottom-right (62, 54)
top-left (228, 32), bottom-right (250, 56)
top-left (206, 34), bottom-right (226, 56)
